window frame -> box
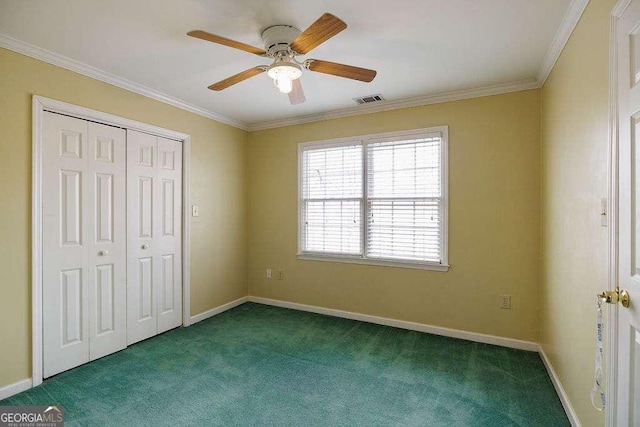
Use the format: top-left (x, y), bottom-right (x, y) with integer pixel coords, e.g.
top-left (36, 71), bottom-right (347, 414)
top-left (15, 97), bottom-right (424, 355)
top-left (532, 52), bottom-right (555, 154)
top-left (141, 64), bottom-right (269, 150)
top-left (297, 126), bottom-right (449, 272)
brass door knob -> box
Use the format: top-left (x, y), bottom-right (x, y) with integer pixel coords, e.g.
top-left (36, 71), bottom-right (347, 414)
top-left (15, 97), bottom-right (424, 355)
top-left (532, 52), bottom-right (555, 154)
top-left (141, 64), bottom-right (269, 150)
top-left (598, 289), bottom-right (630, 308)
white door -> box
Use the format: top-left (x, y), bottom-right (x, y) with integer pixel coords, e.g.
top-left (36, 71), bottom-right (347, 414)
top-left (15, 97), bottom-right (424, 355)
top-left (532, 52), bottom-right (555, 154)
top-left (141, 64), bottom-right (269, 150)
top-left (42, 113), bottom-right (126, 377)
top-left (156, 137), bottom-right (183, 334)
top-left (126, 130), bottom-right (182, 345)
top-left (87, 122), bottom-right (127, 360)
top-left (616, 1), bottom-right (640, 424)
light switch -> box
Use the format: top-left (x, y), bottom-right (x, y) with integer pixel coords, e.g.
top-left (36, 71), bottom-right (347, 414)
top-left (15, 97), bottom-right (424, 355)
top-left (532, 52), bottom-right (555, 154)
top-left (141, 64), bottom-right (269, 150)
top-left (192, 205), bottom-right (199, 217)
top-left (601, 198), bottom-right (607, 227)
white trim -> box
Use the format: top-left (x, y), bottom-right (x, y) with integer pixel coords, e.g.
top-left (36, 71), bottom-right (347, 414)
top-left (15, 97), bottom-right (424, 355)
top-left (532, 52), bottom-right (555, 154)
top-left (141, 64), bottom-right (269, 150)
top-left (0, 34), bottom-right (247, 131)
top-left (189, 296), bottom-right (249, 325)
top-left (33, 96), bottom-right (190, 141)
top-left (247, 296), bottom-right (538, 351)
top-left (1, 24), bottom-right (574, 133)
top-left (182, 138), bottom-right (192, 327)
top-left (441, 126), bottom-right (450, 266)
top-left (0, 378), bottom-right (33, 401)
top-left (297, 126), bottom-right (449, 271)
top-left (297, 128), bottom-right (446, 148)
top-left (248, 80), bottom-right (539, 131)
top-left (0, 32), bottom-right (544, 133)
top-left (539, 346), bottom-right (582, 427)
top-left (606, 1), bottom-right (630, 425)
top-left (361, 142), bottom-right (368, 258)
top-left (31, 99), bottom-right (43, 387)
top-left (537, 0), bottom-right (590, 86)
top-left (296, 254), bottom-right (449, 271)
top-left (0, 31), bottom-right (544, 133)
top-left (31, 95), bottom-right (192, 387)
top-left (612, 0), bottom-right (633, 16)
top-left (1, 0), bottom-right (586, 135)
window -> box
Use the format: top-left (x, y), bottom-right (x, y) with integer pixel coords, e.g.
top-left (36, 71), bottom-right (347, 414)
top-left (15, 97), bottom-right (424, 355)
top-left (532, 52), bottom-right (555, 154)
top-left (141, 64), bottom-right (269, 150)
top-left (298, 127), bottom-right (448, 271)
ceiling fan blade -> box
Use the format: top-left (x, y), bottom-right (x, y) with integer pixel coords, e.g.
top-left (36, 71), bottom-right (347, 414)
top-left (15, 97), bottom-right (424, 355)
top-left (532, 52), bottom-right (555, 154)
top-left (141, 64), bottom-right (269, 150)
top-left (187, 30), bottom-right (266, 56)
top-left (307, 60), bottom-right (377, 83)
top-left (288, 79), bottom-right (306, 105)
top-left (289, 13), bottom-right (347, 55)
top-left (208, 67), bottom-right (266, 91)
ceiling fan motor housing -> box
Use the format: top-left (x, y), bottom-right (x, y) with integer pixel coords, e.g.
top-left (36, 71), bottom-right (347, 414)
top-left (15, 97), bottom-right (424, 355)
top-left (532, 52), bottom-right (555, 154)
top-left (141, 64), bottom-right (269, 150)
top-left (261, 25), bottom-right (302, 56)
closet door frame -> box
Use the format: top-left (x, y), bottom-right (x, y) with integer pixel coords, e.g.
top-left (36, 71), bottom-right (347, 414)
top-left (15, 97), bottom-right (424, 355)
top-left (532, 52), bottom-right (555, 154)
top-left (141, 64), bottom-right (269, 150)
top-left (31, 95), bottom-right (192, 387)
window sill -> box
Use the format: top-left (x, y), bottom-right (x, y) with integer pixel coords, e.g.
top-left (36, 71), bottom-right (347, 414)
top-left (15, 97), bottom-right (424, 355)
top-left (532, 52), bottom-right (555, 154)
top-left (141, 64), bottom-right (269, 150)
top-left (296, 253), bottom-right (450, 272)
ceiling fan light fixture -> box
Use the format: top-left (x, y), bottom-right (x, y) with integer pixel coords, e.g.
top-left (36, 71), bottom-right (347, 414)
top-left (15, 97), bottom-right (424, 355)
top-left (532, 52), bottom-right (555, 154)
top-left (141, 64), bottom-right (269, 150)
top-left (267, 62), bottom-right (302, 94)
top-left (190, 13), bottom-right (375, 103)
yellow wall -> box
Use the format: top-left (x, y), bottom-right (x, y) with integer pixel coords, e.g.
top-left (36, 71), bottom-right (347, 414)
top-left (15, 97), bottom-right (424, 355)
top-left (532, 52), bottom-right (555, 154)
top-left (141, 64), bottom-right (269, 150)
top-left (0, 3), bottom-right (615, 421)
top-left (0, 47), bottom-right (248, 388)
top-left (540, 0), bottom-right (614, 425)
top-left (247, 90), bottom-right (541, 342)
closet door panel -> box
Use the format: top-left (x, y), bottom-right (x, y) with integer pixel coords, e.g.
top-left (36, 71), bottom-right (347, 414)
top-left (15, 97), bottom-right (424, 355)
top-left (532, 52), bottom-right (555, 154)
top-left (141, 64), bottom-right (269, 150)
top-left (87, 122), bottom-right (126, 360)
top-left (127, 130), bottom-right (159, 345)
top-left (127, 131), bottom-right (183, 342)
top-left (42, 113), bottom-right (184, 375)
top-left (42, 112), bottom-right (90, 378)
top-left (156, 137), bottom-right (182, 333)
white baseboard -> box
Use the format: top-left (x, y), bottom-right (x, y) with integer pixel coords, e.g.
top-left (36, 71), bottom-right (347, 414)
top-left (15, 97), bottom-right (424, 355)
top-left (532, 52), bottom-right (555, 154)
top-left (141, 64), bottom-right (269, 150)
top-left (0, 378), bottom-right (32, 401)
top-left (0, 297), bottom-right (577, 426)
top-left (190, 296), bottom-right (248, 325)
top-left (247, 296), bottom-right (538, 352)
top-left (248, 296), bottom-right (585, 422)
top-left (539, 346), bottom-right (582, 427)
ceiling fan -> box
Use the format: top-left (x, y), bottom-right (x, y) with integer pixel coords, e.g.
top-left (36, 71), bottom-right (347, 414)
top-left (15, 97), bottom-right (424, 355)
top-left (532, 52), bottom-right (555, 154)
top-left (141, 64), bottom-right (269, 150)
top-left (187, 13), bottom-right (377, 105)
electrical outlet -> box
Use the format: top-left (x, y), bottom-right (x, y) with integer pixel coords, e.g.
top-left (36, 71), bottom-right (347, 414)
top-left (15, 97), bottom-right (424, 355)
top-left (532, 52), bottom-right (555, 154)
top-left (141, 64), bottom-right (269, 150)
top-left (277, 269), bottom-right (284, 280)
top-left (266, 268), bottom-right (272, 279)
top-left (500, 295), bottom-right (511, 309)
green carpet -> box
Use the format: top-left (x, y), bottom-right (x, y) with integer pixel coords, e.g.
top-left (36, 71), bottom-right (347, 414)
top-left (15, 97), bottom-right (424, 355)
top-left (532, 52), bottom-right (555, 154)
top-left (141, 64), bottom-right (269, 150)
top-left (1, 303), bottom-right (569, 426)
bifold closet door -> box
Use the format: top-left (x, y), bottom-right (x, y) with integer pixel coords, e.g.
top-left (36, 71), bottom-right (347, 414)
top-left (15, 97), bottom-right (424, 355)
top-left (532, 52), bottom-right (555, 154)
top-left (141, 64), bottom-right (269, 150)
top-left (127, 130), bottom-right (182, 345)
top-left (42, 112), bottom-right (126, 378)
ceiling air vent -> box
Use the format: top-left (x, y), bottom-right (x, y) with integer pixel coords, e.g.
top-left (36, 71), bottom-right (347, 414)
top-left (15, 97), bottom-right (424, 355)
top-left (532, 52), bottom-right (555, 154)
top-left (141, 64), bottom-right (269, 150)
top-left (353, 94), bottom-right (385, 105)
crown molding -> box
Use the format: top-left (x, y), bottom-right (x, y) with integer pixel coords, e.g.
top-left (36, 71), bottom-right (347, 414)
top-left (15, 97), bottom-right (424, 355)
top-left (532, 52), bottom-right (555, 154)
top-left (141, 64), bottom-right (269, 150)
top-left (536, 0), bottom-right (590, 86)
top-left (0, 33), bottom-right (248, 130)
top-left (245, 0), bottom-right (591, 132)
top-left (612, 0), bottom-right (632, 17)
top-left (3, 0), bottom-right (583, 135)
top-left (247, 79), bottom-right (540, 131)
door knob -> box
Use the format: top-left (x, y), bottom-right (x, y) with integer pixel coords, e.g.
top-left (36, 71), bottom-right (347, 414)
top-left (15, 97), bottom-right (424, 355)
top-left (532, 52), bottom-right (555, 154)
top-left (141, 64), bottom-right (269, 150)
top-left (98, 250), bottom-right (109, 256)
top-left (142, 244), bottom-right (149, 249)
top-left (598, 289), bottom-right (630, 308)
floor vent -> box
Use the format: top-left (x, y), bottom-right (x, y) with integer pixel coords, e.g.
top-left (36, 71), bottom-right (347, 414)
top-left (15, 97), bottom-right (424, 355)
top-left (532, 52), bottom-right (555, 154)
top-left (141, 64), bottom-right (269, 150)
top-left (354, 94), bottom-right (385, 105)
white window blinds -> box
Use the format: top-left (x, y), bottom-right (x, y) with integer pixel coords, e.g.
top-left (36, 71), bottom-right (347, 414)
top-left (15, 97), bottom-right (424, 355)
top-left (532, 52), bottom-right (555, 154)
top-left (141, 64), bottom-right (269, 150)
top-left (301, 144), bottom-right (362, 255)
top-left (299, 127), bottom-right (448, 269)
top-left (366, 137), bottom-right (442, 262)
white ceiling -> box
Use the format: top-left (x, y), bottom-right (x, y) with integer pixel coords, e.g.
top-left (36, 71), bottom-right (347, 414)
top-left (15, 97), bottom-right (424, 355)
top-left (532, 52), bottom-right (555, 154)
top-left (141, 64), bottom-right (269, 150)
top-left (0, 0), bottom-right (574, 129)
